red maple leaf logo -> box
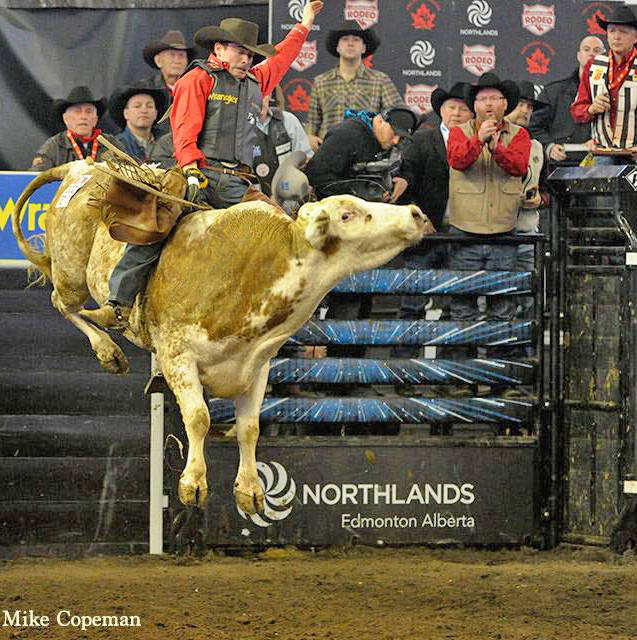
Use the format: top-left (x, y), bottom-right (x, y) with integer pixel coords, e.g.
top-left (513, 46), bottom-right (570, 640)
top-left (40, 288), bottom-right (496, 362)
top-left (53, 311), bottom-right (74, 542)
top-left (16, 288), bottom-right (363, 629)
top-left (287, 85), bottom-right (311, 112)
top-left (363, 53), bottom-right (375, 69)
top-left (412, 3), bottom-right (436, 30)
top-left (526, 48), bottom-right (550, 75)
top-left (587, 10), bottom-right (607, 35)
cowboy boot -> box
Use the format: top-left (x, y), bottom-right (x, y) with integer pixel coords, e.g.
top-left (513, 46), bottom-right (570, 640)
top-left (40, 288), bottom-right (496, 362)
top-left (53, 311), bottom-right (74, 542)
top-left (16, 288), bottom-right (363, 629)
top-left (80, 302), bottom-right (131, 330)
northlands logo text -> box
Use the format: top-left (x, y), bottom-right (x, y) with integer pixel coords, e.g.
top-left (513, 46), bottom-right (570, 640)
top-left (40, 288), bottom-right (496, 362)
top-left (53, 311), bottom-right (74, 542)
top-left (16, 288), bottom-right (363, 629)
top-left (461, 0), bottom-right (498, 36)
top-left (404, 40), bottom-right (441, 78)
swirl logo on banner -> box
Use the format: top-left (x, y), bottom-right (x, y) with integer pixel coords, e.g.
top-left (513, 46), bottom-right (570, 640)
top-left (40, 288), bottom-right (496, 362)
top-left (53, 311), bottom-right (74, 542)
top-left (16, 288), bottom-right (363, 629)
top-left (288, 0), bottom-right (307, 22)
top-left (410, 40), bottom-right (436, 67)
top-left (238, 461), bottom-right (297, 527)
top-left (467, 0), bottom-right (492, 27)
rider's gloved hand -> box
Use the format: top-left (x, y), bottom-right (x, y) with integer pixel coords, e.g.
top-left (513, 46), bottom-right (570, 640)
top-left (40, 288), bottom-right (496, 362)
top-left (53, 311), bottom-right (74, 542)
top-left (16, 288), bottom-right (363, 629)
top-left (184, 168), bottom-right (208, 202)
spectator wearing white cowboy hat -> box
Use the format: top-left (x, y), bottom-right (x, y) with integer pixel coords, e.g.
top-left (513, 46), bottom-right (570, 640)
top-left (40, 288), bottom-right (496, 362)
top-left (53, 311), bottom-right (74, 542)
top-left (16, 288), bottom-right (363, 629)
top-left (109, 85), bottom-right (170, 162)
top-left (30, 86), bottom-right (122, 171)
top-left (305, 20), bottom-right (402, 153)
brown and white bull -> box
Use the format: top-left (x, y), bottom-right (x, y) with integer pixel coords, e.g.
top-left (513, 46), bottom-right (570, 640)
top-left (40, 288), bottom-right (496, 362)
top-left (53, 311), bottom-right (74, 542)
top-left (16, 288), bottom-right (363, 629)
top-left (13, 160), bottom-right (433, 513)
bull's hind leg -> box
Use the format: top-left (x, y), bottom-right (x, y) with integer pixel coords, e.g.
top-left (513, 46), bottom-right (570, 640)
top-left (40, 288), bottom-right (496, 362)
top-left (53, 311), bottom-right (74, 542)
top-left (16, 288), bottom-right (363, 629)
top-left (160, 355), bottom-right (210, 507)
top-left (51, 290), bottom-right (129, 374)
top-left (232, 361), bottom-right (269, 515)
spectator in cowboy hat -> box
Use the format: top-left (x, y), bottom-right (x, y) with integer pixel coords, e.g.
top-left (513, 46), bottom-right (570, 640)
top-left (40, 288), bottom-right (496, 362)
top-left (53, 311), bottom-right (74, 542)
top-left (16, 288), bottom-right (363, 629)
top-left (571, 4), bottom-right (637, 157)
top-left (135, 30), bottom-right (194, 135)
top-left (138, 30), bottom-right (194, 95)
top-left (446, 72), bottom-right (530, 358)
top-left (109, 86), bottom-right (169, 162)
top-left (305, 20), bottom-right (402, 152)
top-left (30, 86), bottom-right (122, 171)
top-left (80, 2), bottom-right (324, 331)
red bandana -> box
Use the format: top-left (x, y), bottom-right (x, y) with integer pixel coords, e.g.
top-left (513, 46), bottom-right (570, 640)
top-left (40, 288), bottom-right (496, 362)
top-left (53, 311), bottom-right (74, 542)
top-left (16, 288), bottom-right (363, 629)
top-left (608, 48), bottom-right (637, 92)
top-left (66, 128), bottom-right (102, 161)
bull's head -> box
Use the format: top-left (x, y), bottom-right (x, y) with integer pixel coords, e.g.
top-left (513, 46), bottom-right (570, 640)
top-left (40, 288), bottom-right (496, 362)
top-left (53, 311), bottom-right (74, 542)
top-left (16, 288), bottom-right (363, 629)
top-left (298, 195), bottom-right (434, 268)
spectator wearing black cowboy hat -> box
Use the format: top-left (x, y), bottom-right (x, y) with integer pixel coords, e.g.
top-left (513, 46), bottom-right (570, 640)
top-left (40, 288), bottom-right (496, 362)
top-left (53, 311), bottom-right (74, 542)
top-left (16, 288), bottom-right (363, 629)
top-left (30, 86), bottom-right (123, 171)
top-left (446, 72), bottom-right (531, 351)
top-left (572, 4), bottom-right (637, 154)
top-left (305, 20), bottom-right (402, 153)
top-left (135, 30), bottom-right (195, 136)
top-left (110, 86), bottom-right (169, 162)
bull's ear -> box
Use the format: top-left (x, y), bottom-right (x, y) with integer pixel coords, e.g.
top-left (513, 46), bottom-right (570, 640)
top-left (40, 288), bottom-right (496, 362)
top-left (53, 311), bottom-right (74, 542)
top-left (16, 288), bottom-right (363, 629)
top-left (304, 209), bottom-right (331, 250)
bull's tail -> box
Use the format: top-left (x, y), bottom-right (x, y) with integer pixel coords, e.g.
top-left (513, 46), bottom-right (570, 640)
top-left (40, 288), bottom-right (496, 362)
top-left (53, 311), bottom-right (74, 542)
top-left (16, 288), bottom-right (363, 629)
top-left (12, 164), bottom-right (70, 283)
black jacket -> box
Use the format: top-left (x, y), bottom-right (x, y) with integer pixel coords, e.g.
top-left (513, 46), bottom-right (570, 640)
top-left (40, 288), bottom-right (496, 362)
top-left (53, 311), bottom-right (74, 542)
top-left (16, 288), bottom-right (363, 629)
top-left (529, 68), bottom-right (591, 152)
top-left (398, 126), bottom-right (448, 231)
top-left (305, 118), bottom-right (382, 198)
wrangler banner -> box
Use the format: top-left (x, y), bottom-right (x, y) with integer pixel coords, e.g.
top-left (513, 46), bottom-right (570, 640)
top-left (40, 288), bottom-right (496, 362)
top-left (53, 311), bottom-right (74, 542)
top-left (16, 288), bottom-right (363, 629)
top-left (0, 172), bottom-right (58, 265)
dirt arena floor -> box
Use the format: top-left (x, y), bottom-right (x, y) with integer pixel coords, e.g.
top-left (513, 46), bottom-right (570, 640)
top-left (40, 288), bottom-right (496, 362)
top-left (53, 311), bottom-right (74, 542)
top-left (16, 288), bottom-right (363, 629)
top-left (1, 545), bottom-right (636, 640)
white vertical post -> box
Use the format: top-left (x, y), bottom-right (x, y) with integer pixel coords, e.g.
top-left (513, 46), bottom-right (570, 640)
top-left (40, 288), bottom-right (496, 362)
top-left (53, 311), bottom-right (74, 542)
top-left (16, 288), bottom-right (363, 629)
top-left (149, 353), bottom-right (165, 554)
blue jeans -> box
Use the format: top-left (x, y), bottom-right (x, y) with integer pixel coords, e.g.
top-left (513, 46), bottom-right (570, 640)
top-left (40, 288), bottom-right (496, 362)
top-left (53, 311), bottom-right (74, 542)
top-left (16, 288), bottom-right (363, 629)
top-left (447, 226), bottom-right (517, 322)
top-left (391, 238), bottom-right (449, 358)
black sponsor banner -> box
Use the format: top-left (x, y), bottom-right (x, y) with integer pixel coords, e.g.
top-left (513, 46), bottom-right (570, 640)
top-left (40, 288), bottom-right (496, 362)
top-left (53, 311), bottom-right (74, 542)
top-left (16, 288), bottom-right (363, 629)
top-left (188, 439), bottom-right (537, 546)
top-left (272, 0), bottom-right (617, 123)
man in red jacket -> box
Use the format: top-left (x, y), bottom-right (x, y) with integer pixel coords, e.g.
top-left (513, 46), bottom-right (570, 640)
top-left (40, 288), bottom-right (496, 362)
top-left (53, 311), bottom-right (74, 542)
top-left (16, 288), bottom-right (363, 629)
top-left (571, 4), bottom-right (637, 154)
top-left (82, 3), bottom-right (323, 330)
top-left (173, 3), bottom-right (323, 209)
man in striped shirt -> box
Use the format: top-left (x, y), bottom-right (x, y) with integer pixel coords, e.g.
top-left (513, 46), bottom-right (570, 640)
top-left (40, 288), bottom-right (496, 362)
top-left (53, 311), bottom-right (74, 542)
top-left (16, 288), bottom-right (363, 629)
top-left (305, 20), bottom-right (402, 152)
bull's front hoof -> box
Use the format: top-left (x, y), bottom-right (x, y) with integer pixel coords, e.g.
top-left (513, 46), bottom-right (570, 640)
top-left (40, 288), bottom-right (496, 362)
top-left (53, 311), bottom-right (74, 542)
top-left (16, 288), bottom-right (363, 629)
top-left (234, 480), bottom-right (265, 515)
top-left (178, 474), bottom-right (208, 507)
top-left (96, 343), bottom-right (130, 375)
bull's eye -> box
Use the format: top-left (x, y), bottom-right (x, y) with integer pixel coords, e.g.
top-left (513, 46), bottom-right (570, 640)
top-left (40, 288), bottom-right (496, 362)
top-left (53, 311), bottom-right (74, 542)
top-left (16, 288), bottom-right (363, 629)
top-left (341, 212), bottom-right (351, 221)
top-left (365, 214), bottom-right (372, 223)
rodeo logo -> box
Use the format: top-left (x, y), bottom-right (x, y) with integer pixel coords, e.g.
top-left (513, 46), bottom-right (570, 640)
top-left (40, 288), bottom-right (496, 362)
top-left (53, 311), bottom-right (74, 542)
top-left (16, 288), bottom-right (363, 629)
top-left (237, 461), bottom-right (297, 527)
top-left (344, 0), bottom-right (379, 30)
top-left (460, 0), bottom-right (498, 37)
top-left (521, 4), bottom-right (556, 36)
top-left (462, 44), bottom-right (496, 76)
top-left (403, 40), bottom-right (442, 78)
top-left (404, 83), bottom-right (438, 115)
top-left (290, 40), bottom-right (317, 72)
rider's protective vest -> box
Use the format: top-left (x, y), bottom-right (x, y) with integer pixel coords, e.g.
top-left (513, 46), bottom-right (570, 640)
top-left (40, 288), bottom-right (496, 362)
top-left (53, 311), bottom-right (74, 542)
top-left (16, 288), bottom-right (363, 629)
top-left (187, 59), bottom-right (263, 166)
